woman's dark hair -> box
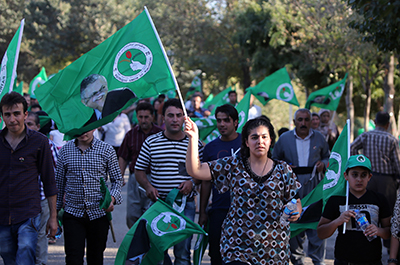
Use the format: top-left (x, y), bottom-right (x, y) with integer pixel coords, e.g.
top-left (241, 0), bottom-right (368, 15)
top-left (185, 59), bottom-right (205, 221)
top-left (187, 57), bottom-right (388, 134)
top-left (241, 115), bottom-right (276, 158)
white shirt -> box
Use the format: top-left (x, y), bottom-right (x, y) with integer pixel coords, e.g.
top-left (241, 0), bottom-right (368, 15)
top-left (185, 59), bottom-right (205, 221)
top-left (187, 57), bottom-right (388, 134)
top-left (294, 129), bottom-right (313, 167)
top-left (102, 113), bottom-right (131, 147)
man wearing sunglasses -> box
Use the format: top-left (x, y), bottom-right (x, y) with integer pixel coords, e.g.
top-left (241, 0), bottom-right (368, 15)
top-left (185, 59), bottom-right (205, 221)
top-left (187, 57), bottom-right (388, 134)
top-left (80, 74), bottom-right (136, 122)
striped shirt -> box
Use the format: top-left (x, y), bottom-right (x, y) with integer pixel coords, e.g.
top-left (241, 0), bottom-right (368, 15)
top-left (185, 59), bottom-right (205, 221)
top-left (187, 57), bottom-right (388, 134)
top-left (55, 137), bottom-right (123, 221)
top-left (135, 131), bottom-right (204, 199)
top-left (350, 127), bottom-right (400, 175)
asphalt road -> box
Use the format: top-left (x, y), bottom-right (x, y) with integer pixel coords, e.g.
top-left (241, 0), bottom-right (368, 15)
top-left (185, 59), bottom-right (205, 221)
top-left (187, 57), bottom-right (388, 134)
top-left (0, 171), bottom-right (389, 264)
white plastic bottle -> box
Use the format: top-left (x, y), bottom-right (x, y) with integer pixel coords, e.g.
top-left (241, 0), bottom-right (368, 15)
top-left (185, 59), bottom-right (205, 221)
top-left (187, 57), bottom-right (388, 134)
top-left (354, 209), bottom-right (377, 242)
top-left (280, 198), bottom-right (298, 226)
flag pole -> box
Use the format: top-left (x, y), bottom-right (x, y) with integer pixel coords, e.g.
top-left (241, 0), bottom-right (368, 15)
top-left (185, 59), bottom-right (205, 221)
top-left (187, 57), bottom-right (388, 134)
top-left (9, 18), bottom-right (24, 93)
top-left (343, 119), bottom-right (350, 233)
top-left (144, 7), bottom-right (188, 117)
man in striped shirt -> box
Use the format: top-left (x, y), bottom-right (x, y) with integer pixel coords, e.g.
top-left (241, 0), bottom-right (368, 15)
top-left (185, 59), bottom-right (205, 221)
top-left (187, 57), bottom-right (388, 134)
top-left (135, 98), bottom-right (204, 265)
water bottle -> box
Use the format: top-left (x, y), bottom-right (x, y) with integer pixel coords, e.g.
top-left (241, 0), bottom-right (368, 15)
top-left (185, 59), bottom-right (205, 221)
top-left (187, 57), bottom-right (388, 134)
top-left (280, 199), bottom-right (298, 225)
top-left (354, 209), bottom-right (376, 242)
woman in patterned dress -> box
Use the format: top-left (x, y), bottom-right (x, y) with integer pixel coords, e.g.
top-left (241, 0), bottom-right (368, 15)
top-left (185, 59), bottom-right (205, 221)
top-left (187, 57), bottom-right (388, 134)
top-left (185, 115), bottom-right (302, 265)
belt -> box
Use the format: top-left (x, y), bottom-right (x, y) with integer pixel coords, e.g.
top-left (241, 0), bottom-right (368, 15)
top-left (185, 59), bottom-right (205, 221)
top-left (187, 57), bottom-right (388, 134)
top-left (293, 166), bottom-right (314, 175)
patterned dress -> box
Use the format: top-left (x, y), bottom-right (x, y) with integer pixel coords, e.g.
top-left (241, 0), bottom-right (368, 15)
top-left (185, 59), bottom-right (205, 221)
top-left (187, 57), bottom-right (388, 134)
top-left (208, 156), bottom-right (301, 265)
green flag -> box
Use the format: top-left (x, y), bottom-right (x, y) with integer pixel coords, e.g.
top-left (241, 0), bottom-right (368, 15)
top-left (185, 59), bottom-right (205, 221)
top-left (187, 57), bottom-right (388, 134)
top-left (247, 67), bottom-right (299, 107)
top-left (13, 80), bottom-right (23, 95)
top-left (185, 75), bottom-right (202, 100)
top-left (236, 92), bottom-right (251, 133)
top-left (115, 197), bottom-right (206, 265)
top-left (305, 74), bottom-right (347, 111)
top-left (203, 87), bottom-right (234, 111)
top-left (0, 19), bottom-right (24, 99)
top-left (29, 67), bottom-right (48, 98)
top-left (192, 117), bottom-right (218, 143)
top-left (35, 8), bottom-right (176, 140)
top-left (290, 121), bottom-right (349, 237)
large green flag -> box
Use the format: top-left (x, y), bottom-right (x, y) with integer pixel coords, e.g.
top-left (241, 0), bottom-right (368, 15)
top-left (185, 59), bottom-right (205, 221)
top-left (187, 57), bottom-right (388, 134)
top-left (247, 67), bottom-right (299, 107)
top-left (35, 8), bottom-right (176, 140)
top-left (115, 196), bottom-right (206, 265)
top-left (305, 74), bottom-right (347, 111)
top-left (0, 19), bottom-right (24, 99)
top-left (290, 121), bottom-right (349, 237)
top-left (185, 75), bottom-right (202, 100)
top-left (29, 67), bottom-right (48, 98)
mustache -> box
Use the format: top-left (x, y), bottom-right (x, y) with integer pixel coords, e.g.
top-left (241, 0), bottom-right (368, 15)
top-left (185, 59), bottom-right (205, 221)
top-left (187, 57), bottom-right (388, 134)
top-left (300, 126), bottom-right (308, 129)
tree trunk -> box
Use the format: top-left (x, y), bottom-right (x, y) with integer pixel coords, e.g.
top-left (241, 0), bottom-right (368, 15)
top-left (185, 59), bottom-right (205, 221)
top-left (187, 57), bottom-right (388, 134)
top-left (346, 75), bottom-right (354, 142)
top-left (383, 54), bottom-right (397, 137)
top-left (364, 85), bottom-right (371, 132)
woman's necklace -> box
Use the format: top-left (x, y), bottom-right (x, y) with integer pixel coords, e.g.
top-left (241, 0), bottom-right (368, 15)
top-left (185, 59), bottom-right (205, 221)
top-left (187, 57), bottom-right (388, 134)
top-left (250, 158), bottom-right (269, 204)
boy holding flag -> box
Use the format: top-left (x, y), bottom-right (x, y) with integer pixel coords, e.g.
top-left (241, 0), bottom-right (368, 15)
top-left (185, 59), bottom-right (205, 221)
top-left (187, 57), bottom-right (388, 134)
top-left (317, 155), bottom-right (391, 265)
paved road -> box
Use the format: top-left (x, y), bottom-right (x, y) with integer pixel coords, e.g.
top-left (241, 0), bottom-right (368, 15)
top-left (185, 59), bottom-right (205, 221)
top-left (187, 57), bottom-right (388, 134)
top-left (1, 171), bottom-right (389, 264)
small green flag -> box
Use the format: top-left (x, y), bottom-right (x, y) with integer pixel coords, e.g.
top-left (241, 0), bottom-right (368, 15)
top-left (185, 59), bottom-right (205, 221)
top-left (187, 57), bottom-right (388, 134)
top-left (29, 67), bottom-right (48, 98)
top-left (192, 117), bottom-right (218, 143)
top-left (248, 67), bottom-right (299, 107)
top-left (202, 87), bottom-right (234, 111)
top-left (35, 8), bottom-right (176, 140)
top-left (185, 75), bottom-right (202, 100)
top-left (0, 19), bottom-right (24, 99)
top-left (290, 121), bottom-right (349, 237)
top-left (305, 74), bottom-right (347, 111)
top-left (13, 80), bottom-right (23, 95)
top-left (115, 197), bottom-right (206, 265)
top-left (236, 92), bottom-right (251, 133)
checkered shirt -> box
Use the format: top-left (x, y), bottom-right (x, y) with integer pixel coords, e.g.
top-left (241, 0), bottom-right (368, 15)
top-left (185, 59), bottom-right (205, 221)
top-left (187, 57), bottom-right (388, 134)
top-left (56, 137), bottom-right (123, 220)
top-left (350, 127), bottom-right (400, 175)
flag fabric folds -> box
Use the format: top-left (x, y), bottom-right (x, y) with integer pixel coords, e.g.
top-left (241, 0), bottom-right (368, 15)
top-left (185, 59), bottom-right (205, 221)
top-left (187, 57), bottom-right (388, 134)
top-left (202, 87), bottom-right (234, 112)
top-left (29, 67), bottom-right (48, 98)
top-left (35, 8), bottom-right (176, 139)
top-left (305, 74), bottom-right (347, 111)
top-left (185, 75), bottom-right (202, 100)
top-left (290, 121), bottom-right (349, 237)
top-left (0, 19), bottom-right (24, 99)
top-left (115, 190), bottom-right (206, 265)
top-left (247, 67), bottom-right (299, 107)
top-left (193, 222), bottom-right (209, 265)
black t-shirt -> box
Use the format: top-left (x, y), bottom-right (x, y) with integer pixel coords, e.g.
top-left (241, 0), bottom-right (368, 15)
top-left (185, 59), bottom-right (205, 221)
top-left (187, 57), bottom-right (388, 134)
top-left (322, 190), bottom-right (391, 263)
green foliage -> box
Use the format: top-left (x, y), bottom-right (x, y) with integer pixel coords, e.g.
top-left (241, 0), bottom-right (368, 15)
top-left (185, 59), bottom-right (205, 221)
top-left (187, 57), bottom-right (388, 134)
top-left (348, 0), bottom-right (400, 53)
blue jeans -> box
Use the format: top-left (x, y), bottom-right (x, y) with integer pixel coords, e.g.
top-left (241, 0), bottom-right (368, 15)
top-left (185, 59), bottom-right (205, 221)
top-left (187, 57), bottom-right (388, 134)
top-left (0, 214), bottom-right (41, 265)
top-left (168, 200), bottom-right (196, 265)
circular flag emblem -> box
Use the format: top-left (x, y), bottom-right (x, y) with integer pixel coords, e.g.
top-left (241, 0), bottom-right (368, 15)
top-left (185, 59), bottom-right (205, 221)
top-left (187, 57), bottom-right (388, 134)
top-left (113, 42), bottom-right (153, 83)
top-left (276, 83), bottom-right (294, 102)
top-left (151, 212), bottom-right (186, 237)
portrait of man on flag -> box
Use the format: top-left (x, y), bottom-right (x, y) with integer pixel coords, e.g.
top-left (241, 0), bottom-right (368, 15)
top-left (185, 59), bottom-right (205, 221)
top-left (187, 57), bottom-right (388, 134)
top-left (80, 74), bottom-right (136, 124)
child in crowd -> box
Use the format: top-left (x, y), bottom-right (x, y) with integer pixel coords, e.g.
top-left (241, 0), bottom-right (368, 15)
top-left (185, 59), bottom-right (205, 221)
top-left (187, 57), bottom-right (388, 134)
top-left (317, 154), bottom-right (391, 265)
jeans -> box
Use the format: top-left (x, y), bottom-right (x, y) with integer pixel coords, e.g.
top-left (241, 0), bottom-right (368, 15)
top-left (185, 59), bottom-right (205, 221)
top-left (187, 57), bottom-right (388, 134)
top-left (63, 212), bottom-right (109, 265)
top-left (36, 199), bottom-right (49, 265)
top-left (126, 173), bottom-right (152, 228)
top-left (290, 229), bottom-right (326, 265)
top-left (0, 214), bottom-right (41, 265)
top-left (208, 208), bottom-right (229, 265)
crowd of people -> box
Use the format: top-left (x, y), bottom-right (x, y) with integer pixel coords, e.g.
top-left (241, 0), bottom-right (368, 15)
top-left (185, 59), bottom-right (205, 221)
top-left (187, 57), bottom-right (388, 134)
top-left (1, 89), bottom-right (400, 265)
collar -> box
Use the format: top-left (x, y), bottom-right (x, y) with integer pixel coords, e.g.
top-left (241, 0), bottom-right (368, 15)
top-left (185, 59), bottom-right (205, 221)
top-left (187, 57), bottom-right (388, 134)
top-left (74, 136), bottom-right (97, 149)
top-left (0, 125), bottom-right (32, 139)
top-left (294, 128), bottom-right (313, 140)
top-left (374, 126), bottom-right (387, 132)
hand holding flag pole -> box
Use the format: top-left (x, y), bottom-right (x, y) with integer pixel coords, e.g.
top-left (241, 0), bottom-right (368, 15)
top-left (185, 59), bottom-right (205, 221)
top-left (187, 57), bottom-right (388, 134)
top-left (144, 7), bottom-right (188, 117)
